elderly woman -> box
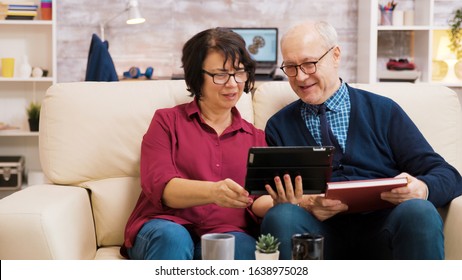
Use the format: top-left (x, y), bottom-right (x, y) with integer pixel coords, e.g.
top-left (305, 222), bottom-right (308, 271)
top-left (121, 27), bottom-right (267, 260)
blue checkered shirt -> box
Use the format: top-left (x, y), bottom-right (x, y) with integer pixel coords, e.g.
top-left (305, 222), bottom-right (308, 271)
top-left (300, 81), bottom-right (350, 152)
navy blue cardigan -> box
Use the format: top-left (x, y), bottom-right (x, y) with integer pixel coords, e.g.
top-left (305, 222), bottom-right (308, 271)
top-left (265, 84), bottom-right (462, 207)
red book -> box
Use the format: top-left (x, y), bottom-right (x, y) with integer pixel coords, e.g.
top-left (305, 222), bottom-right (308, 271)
top-left (325, 177), bottom-right (409, 213)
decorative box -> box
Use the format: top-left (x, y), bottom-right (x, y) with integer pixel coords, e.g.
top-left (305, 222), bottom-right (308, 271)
top-left (0, 156), bottom-right (25, 190)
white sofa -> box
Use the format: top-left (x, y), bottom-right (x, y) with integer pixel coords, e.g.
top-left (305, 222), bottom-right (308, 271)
top-left (0, 80), bottom-right (461, 260)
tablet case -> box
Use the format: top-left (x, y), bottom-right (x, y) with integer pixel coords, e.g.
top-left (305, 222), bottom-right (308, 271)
top-left (245, 146), bottom-right (334, 194)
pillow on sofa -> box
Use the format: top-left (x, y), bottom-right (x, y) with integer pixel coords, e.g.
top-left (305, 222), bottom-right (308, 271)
top-left (82, 177), bottom-right (141, 247)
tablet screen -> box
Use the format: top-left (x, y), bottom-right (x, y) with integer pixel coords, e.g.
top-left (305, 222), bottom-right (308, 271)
top-left (245, 146), bottom-right (334, 194)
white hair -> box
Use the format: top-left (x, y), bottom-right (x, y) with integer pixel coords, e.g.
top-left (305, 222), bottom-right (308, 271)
top-left (314, 21), bottom-right (338, 48)
top-left (282, 20), bottom-right (338, 49)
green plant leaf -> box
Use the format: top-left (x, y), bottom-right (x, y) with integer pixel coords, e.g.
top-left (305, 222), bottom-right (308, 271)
top-left (26, 102), bottom-right (41, 120)
top-left (448, 9), bottom-right (462, 60)
top-left (255, 233), bottom-right (280, 253)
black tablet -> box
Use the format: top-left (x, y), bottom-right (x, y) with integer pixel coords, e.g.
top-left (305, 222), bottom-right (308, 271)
top-left (244, 146), bottom-right (334, 195)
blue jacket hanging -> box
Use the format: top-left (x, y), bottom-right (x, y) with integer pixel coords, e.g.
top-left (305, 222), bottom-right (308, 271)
top-left (85, 33), bottom-right (119, 81)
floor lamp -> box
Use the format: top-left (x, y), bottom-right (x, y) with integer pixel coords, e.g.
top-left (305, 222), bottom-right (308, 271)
top-left (99, 0), bottom-right (146, 41)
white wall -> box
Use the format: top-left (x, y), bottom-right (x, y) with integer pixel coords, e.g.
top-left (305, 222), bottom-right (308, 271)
top-left (55, 0), bottom-right (461, 83)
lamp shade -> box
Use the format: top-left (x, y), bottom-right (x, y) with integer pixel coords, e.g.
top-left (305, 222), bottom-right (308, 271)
top-left (99, 0), bottom-right (145, 41)
top-left (126, 0), bottom-right (145, 24)
top-left (436, 35), bottom-right (457, 61)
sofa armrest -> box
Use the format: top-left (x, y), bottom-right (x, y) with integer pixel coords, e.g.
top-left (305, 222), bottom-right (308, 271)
top-left (0, 185), bottom-right (97, 259)
top-left (442, 195), bottom-right (462, 260)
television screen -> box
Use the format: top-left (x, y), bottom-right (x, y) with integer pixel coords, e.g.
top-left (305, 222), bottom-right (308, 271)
top-left (230, 27), bottom-right (278, 66)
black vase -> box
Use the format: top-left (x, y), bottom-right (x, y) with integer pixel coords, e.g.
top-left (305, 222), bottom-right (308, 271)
top-left (28, 118), bottom-right (39, 132)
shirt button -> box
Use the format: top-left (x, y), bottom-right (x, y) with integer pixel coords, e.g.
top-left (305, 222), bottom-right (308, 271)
top-left (216, 164), bottom-right (220, 167)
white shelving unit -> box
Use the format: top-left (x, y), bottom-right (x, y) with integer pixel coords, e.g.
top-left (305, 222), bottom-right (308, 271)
top-left (357, 0), bottom-right (462, 87)
top-left (0, 0), bottom-right (56, 191)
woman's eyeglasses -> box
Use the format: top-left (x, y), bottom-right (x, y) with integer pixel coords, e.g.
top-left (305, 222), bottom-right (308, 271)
top-left (202, 70), bottom-right (249, 85)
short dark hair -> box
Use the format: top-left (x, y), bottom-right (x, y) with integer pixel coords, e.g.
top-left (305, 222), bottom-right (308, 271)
top-left (181, 27), bottom-right (256, 98)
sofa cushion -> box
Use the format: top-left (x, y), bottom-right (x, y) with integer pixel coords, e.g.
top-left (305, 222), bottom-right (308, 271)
top-left (94, 246), bottom-right (125, 260)
top-left (0, 185), bottom-right (96, 259)
top-left (40, 80), bottom-right (191, 184)
top-left (82, 177), bottom-right (141, 247)
top-left (253, 81), bottom-right (298, 130)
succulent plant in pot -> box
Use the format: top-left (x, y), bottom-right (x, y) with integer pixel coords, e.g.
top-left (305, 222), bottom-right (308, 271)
top-left (26, 101), bottom-right (41, 132)
top-left (255, 233), bottom-right (280, 260)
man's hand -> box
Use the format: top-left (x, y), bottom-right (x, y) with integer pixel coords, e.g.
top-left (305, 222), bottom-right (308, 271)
top-left (301, 195), bottom-right (348, 221)
top-left (381, 172), bottom-right (428, 204)
top-left (265, 174), bottom-right (303, 206)
top-left (265, 174), bottom-right (348, 221)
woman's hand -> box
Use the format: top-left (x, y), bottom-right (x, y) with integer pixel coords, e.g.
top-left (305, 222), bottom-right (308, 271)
top-left (163, 178), bottom-right (252, 209)
top-left (212, 178), bottom-right (253, 208)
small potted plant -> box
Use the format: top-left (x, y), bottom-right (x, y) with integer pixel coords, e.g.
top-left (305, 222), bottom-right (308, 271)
top-left (255, 233), bottom-right (280, 260)
top-left (26, 101), bottom-right (41, 132)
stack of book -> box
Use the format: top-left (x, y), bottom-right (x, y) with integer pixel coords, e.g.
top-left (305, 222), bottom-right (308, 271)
top-left (3, 2), bottom-right (38, 20)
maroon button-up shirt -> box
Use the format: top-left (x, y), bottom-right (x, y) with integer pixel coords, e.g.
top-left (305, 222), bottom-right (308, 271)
top-left (123, 99), bottom-right (267, 250)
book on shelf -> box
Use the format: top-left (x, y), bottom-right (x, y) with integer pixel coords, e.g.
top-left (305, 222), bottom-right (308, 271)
top-left (5, 15), bottom-right (34, 20)
top-left (6, 10), bottom-right (37, 16)
top-left (3, 1), bottom-right (37, 5)
top-left (0, 2), bottom-right (37, 20)
top-left (7, 5), bottom-right (38, 11)
top-left (325, 177), bottom-right (409, 213)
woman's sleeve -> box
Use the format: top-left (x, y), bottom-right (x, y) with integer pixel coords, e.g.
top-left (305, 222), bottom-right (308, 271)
top-left (140, 110), bottom-right (181, 208)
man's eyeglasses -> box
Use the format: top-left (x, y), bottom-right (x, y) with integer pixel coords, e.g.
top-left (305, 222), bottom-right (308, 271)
top-left (280, 46), bottom-right (335, 77)
top-left (202, 69), bottom-right (249, 85)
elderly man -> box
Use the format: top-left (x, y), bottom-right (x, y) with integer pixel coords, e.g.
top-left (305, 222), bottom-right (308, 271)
top-left (253, 20), bottom-right (462, 260)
